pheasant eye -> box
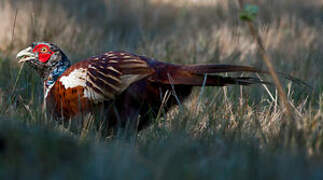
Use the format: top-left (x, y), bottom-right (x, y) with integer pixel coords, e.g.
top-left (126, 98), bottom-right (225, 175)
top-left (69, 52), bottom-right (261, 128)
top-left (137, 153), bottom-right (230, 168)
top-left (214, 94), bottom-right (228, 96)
top-left (41, 47), bottom-right (48, 53)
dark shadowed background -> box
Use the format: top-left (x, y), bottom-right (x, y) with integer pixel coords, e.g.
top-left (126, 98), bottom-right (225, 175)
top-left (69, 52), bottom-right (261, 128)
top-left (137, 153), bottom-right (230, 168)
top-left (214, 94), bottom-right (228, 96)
top-left (0, 0), bottom-right (322, 179)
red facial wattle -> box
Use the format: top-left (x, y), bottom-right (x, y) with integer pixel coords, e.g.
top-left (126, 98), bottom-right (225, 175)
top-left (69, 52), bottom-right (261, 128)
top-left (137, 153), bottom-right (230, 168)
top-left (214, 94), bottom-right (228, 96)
top-left (38, 53), bottom-right (52, 63)
top-left (32, 44), bottom-right (54, 63)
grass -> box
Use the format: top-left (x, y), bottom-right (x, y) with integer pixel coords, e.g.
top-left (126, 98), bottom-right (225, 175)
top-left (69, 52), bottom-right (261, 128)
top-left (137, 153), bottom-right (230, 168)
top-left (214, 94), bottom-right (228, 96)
top-left (0, 0), bottom-right (322, 179)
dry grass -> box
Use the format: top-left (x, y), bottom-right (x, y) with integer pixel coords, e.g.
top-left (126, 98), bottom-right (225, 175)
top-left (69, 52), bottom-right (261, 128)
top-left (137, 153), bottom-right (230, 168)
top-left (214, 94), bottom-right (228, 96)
top-left (0, 0), bottom-right (322, 179)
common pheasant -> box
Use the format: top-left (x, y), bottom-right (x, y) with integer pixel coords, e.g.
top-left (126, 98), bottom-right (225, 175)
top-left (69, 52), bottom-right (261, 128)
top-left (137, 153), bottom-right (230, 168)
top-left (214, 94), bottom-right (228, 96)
top-left (17, 42), bottom-right (269, 133)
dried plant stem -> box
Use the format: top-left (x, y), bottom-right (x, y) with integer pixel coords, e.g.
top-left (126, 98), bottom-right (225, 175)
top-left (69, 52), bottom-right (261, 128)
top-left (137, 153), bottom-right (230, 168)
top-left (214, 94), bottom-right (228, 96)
top-left (11, 63), bottom-right (25, 100)
top-left (9, 9), bottom-right (22, 103)
top-left (11, 9), bottom-right (18, 44)
top-left (156, 90), bottom-right (171, 121)
top-left (237, 0), bottom-right (293, 122)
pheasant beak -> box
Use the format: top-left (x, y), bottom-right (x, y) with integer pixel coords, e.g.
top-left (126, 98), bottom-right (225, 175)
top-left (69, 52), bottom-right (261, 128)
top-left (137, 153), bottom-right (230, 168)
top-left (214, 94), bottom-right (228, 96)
top-left (16, 47), bottom-right (36, 63)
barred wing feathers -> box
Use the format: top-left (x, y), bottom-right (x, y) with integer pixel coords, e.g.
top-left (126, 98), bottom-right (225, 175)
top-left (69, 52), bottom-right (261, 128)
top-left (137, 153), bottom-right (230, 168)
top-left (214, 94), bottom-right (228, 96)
top-left (84, 51), bottom-right (154, 103)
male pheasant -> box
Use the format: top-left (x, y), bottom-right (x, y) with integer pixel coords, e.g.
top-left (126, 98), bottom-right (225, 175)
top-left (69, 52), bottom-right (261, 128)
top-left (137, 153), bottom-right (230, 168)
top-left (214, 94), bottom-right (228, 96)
top-left (17, 42), bottom-right (269, 132)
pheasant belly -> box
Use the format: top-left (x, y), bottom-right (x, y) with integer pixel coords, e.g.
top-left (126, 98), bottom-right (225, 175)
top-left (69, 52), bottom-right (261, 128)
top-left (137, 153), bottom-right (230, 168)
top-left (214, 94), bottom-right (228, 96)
top-left (45, 80), bottom-right (93, 119)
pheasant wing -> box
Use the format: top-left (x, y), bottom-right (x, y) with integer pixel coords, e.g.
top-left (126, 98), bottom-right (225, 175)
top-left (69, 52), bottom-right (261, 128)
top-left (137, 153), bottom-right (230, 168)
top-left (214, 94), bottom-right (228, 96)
top-left (84, 51), bottom-right (154, 103)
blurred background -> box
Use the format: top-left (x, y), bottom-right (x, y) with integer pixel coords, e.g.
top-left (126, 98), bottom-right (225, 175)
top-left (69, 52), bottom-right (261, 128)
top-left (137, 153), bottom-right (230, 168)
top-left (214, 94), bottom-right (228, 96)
top-left (0, 0), bottom-right (322, 78)
top-left (0, 0), bottom-right (322, 179)
top-left (1, 0), bottom-right (322, 91)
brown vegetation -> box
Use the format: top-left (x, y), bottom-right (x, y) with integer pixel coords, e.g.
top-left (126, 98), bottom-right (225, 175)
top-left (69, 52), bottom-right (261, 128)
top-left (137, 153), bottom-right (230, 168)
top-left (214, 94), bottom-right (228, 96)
top-left (0, 0), bottom-right (322, 179)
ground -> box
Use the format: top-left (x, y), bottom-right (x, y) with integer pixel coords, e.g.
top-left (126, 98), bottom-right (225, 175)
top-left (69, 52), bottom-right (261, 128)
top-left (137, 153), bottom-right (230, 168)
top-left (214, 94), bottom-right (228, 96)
top-left (0, 0), bottom-right (322, 179)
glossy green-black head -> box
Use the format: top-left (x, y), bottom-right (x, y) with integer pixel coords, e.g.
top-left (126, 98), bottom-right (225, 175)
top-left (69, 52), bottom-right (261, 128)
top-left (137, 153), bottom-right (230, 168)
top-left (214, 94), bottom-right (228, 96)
top-left (16, 42), bottom-right (70, 79)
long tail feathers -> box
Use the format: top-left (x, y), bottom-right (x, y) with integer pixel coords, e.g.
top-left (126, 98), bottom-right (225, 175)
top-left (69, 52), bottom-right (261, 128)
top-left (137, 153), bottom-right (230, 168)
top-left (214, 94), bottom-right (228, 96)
top-left (151, 63), bottom-right (311, 89)
top-left (151, 64), bottom-right (269, 86)
top-left (183, 64), bottom-right (264, 74)
top-left (184, 64), bottom-right (269, 86)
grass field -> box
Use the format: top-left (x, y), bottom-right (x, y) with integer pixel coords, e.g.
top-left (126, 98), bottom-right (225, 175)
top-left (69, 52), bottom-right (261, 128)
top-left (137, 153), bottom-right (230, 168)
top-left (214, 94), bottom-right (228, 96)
top-left (0, 0), bottom-right (322, 179)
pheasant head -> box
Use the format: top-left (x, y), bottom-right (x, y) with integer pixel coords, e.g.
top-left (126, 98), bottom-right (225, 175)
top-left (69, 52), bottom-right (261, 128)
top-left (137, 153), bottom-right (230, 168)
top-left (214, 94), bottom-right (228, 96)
top-left (16, 42), bottom-right (71, 81)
